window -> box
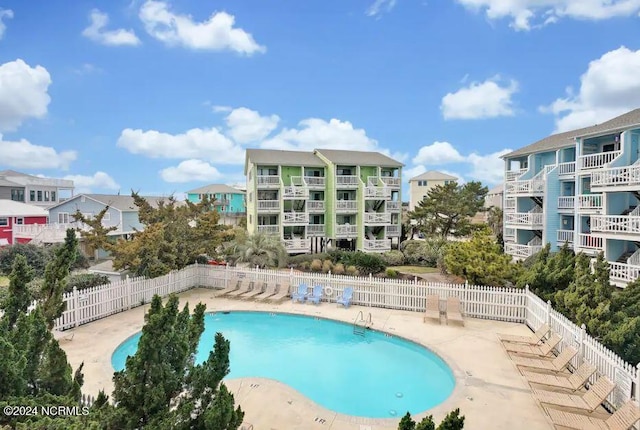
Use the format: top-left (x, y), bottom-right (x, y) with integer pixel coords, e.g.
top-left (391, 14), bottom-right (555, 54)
top-left (0, 218), bottom-right (7, 226)
top-left (51, 191), bottom-right (56, 201)
top-left (339, 192), bottom-right (349, 200)
top-left (30, 190), bottom-right (35, 201)
top-left (44, 191), bottom-right (50, 201)
top-left (58, 213), bottom-right (69, 224)
top-left (14, 217), bottom-right (24, 225)
top-left (312, 215), bottom-right (322, 224)
top-left (10, 189), bottom-right (24, 202)
top-left (37, 191), bottom-right (43, 202)
top-left (102, 212), bottom-right (111, 221)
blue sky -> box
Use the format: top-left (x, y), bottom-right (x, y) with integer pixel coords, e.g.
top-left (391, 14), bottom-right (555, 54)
top-left (1, 0), bottom-right (640, 197)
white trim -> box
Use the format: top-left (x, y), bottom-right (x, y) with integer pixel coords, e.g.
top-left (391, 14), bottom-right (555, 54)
top-left (58, 212), bottom-right (69, 224)
top-left (0, 217), bottom-right (8, 227)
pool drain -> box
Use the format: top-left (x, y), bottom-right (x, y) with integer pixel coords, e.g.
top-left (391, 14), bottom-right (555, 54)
top-left (396, 392), bottom-right (403, 398)
top-left (389, 410), bottom-right (397, 416)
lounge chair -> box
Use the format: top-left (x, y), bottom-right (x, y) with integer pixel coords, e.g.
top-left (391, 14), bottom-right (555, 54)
top-left (446, 296), bottom-right (464, 326)
top-left (240, 281), bottom-right (266, 300)
top-left (267, 283), bottom-right (290, 303)
top-left (214, 278), bottom-right (241, 297)
top-left (254, 283), bottom-right (278, 301)
top-left (504, 333), bottom-right (562, 357)
top-left (512, 346), bottom-right (577, 372)
top-left (524, 362), bottom-right (596, 392)
top-left (227, 280), bottom-right (253, 297)
top-left (499, 323), bottom-right (550, 345)
top-left (423, 295), bottom-right (441, 324)
top-left (546, 399), bottom-right (640, 430)
top-left (534, 376), bottom-right (615, 413)
top-left (291, 284), bottom-right (309, 303)
top-left (306, 285), bottom-right (323, 305)
top-left (336, 287), bottom-right (353, 308)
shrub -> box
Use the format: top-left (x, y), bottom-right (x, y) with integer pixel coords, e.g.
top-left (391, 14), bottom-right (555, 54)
top-left (385, 268), bottom-right (399, 278)
top-left (0, 243), bottom-right (49, 276)
top-left (321, 259), bottom-right (333, 273)
top-left (299, 261), bottom-right (309, 271)
top-left (346, 265), bottom-right (359, 276)
top-left (333, 262), bottom-right (345, 275)
top-left (338, 251), bottom-right (386, 274)
top-left (289, 253), bottom-right (330, 266)
top-left (381, 250), bottom-right (405, 266)
top-left (400, 239), bottom-right (448, 267)
top-left (65, 273), bottom-right (110, 293)
top-left (309, 259), bottom-right (323, 272)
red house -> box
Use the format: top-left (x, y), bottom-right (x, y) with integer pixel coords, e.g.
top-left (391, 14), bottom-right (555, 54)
top-left (0, 200), bottom-right (48, 246)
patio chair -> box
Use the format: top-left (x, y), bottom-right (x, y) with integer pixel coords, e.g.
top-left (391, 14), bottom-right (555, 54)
top-left (214, 278), bottom-right (241, 297)
top-left (512, 346), bottom-right (577, 372)
top-left (499, 323), bottom-right (550, 345)
top-left (240, 281), bottom-right (266, 300)
top-left (534, 376), bottom-right (615, 413)
top-left (423, 295), bottom-right (441, 324)
top-left (546, 399), bottom-right (640, 430)
top-left (446, 296), bottom-right (464, 326)
top-left (254, 282), bottom-right (278, 301)
top-left (291, 284), bottom-right (309, 303)
top-left (227, 280), bottom-right (253, 298)
top-left (305, 285), bottom-right (323, 305)
top-left (524, 362), bottom-right (596, 392)
top-left (504, 333), bottom-right (562, 357)
top-left (336, 287), bottom-right (354, 308)
top-left (266, 283), bottom-right (290, 303)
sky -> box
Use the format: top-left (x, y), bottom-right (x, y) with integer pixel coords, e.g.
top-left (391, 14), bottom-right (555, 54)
top-left (1, 1), bottom-right (640, 198)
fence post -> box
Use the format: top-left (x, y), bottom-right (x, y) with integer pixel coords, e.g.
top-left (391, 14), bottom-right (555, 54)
top-left (327, 270), bottom-right (332, 302)
top-left (290, 267), bottom-right (294, 287)
top-left (546, 300), bottom-right (552, 327)
top-left (524, 284), bottom-right (530, 324)
top-left (126, 275), bottom-right (132, 310)
top-left (224, 263), bottom-right (229, 289)
top-left (578, 324), bottom-right (586, 362)
top-left (636, 363), bottom-right (640, 404)
top-left (73, 286), bottom-right (79, 328)
top-left (369, 272), bottom-right (373, 307)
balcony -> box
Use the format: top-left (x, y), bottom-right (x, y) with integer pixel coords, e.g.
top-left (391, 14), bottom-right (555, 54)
top-left (304, 176), bottom-right (325, 188)
top-left (577, 233), bottom-right (603, 252)
top-left (504, 228), bottom-right (516, 240)
top-left (386, 225), bottom-right (400, 236)
top-left (577, 194), bottom-right (602, 212)
top-left (13, 223), bottom-right (90, 244)
top-left (307, 224), bottom-right (326, 236)
top-left (380, 177), bottom-right (401, 188)
top-left (504, 243), bottom-right (543, 260)
top-left (386, 201), bottom-right (401, 212)
top-left (307, 201), bottom-right (325, 212)
top-left (504, 179), bottom-right (545, 196)
top-left (257, 200), bottom-right (280, 212)
top-left (336, 224), bottom-right (357, 238)
top-left (579, 151), bottom-right (621, 170)
top-left (284, 238), bottom-right (311, 253)
top-left (558, 162), bottom-right (576, 177)
top-left (256, 175), bottom-right (280, 188)
top-left (591, 164), bottom-right (640, 189)
top-left (336, 175), bottom-right (359, 188)
top-left (504, 198), bottom-right (516, 212)
top-left (504, 210), bottom-right (543, 229)
top-left (591, 212), bottom-right (640, 236)
top-left (609, 262), bottom-right (640, 286)
top-left (364, 212), bottom-right (391, 225)
top-left (283, 186), bottom-right (309, 199)
top-left (364, 186), bottom-right (391, 199)
top-left (336, 200), bottom-right (358, 212)
top-left (506, 169), bottom-right (527, 181)
top-left (557, 229), bottom-right (574, 245)
top-left (557, 196), bottom-right (575, 210)
top-left (363, 239), bottom-right (391, 252)
top-left (282, 212), bottom-right (308, 225)
top-left (257, 225), bottom-right (279, 235)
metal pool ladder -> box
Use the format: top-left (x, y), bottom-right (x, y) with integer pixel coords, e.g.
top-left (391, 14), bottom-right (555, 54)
top-left (353, 311), bottom-right (373, 336)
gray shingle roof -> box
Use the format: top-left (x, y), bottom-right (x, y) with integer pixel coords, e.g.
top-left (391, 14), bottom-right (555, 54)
top-left (487, 184), bottom-right (504, 195)
top-left (245, 149), bottom-right (326, 174)
top-left (186, 184), bottom-right (245, 195)
top-left (50, 194), bottom-right (183, 212)
top-left (0, 178), bottom-right (21, 187)
top-left (504, 108), bottom-right (640, 158)
top-left (314, 149), bottom-right (404, 167)
top-left (408, 170), bottom-right (457, 182)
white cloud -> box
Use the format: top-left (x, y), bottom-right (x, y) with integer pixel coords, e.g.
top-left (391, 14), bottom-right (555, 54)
top-left (403, 165), bottom-right (427, 182)
top-left (441, 77), bottom-right (518, 120)
top-left (0, 9), bottom-right (13, 40)
top-left (366, 0), bottom-right (398, 17)
top-left (224, 107), bottom-right (279, 143)
top-left (413, 141), bottom-right (465, 165)
top-left (212, 105), bottom-right (232, 113)
top-left (82, 9), bottom-right (141, 46)
top-left (63, 171), bottom-right (120, 193)
top-left (541, 46), bottom-right (640, 132)
top-left (0, 59), bottom-right (51, 132)
top-left (160, 159), bottom-right (223, 183)
top-left (456, 0), bottom-right (640, 31)
top-left (466, 148), bottom-right (512, 184)
top-left (0, 135), bottom-right (77, 170)
top-left (117, 127), bottom-right (245, 164)
top-left (139, 0), bottom-right (265, 55)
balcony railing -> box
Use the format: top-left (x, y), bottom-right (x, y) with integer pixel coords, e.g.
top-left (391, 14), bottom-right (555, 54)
top-left (283, 186), bottom-right (309, 199)
top-left (577, 233), bottom-right (603, 250)
top-left (579, 151), bottom-right (621, 170)
top-left (386, 225), bottom-right (400, 236)
top-left (504, 211), bottom-right (543, 228)
top-left (557, 162), bottom-right (576, 176)
top-left (380, 177), bottom-right (401, 187)
top-left (336, 175), bottom-right (359, 188)
top-left (8, 177), bottom-right (75, 188)
top-left (504, 198), bottom-right (516, 211)
top-left (13, 223), bottom-right (90, 241)
top-left (284, 238), bottom-right (311, 253)
top-left (577, 194), bottom-right (602, 211)
top-left (591, 164), bottom-right (640, 188)
top-left (307, 201), bottom-right (325, 211)
top-left (557, 229), bottom-right (574, 244)
top-left (590, 215), bottom-right (640, 235)
top-left (256, 175), bottom-right (280, 187)
top-left (557, 196), bottom-right (575, 210)
top-left (304, 176), bottom-right (326, 188)
top-left (504, 243), bottom-right (543, 259)
top-left (257, 225), bottom-right (279, 235)
top-left (364, 187), bottom-right (391, 199)
top-left (505, 169), bottom-right (527, 181)
top-left (336, 200), bottom-right (358, 212)
top-left (609, 262), bottom-right (640, 285)
top-left (505, 179), bottom-right (545, 195)
top-left (363, 239), bottom-right (391, 252)
top-left (257, 200), bottom-right (280, 211)
top-left (283, 212), bottom-right (308, 225)
top-left (307, 224), bottom-right (325, 236)
top-left (504, 228), bottom-right (516, 239)
top-left (386, 201), bottom-right (401, 212)
top-left (336, 224), bottom-right (357, 237)
top-left (364, 213), bottom-right (391, 224)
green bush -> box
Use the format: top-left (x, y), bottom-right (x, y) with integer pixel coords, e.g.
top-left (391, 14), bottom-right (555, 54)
top-left (299, 261), bottom-right (309, 270)
top-left (321, 259), bottom-right (333, 273)
top-left (386, 268), bottom-right (399, 278)
top-left (346, 265), bottom-right (359, 276)
top-left (400, 239), bottom-right (448, 267)
top-left (0, 243), bottom-right (49, 276)
top-left (333, 262), bottom-right (345, 275)
top-left (381, 250), bottom-right (405, 266)
top-left (65, 273), bottom-right (110, 293)
top-left (289, 253), bottom-right (330, 266)
top-left (309, 259), bottom-right (323, 272)
top-left (334, 251), bottom-right (386, 274)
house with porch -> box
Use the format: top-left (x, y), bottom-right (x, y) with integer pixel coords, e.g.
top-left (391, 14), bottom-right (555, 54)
top-left (0, 200), bottom-right (48, 246)
top-left (186, 184), bottom-right (245, 226)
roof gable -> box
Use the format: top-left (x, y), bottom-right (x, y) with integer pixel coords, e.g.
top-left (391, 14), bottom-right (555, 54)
top-left (408, 170), bottom-right (458, 181)
top-left (186, 184), bottom-right (245, 194)
top-left (314, 149), bottom-right (404, 167)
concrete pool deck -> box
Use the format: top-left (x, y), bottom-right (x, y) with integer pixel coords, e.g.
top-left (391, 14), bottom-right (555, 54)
top-left (57, 288), bottom-right (554, 430)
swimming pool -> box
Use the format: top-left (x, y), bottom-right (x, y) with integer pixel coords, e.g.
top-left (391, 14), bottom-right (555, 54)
top-left (112, 311), bottom-right (455, 418)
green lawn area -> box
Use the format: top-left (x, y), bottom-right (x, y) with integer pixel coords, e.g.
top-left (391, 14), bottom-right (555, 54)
top-left (0, 276), bottom-right (8, 287)
top-left (389, 265), bottom-right (439, 274)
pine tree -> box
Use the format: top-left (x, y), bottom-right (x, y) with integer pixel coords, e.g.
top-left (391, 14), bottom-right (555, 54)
top-left (0, 254), bottom-right (34, 330)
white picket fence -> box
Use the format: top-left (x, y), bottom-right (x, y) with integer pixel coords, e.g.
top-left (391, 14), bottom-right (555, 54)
top-left (50, 263), bottom-right (639, 410)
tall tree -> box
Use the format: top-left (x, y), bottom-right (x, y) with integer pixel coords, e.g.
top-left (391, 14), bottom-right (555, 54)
top-left (40, 229), bottom-right (77, 329)
top-left (409, 181), bottom-right (488, 239)
top-left (72, 206), bottom-right (119, 260)
top-left (1, 254), bottom-right (34, 330)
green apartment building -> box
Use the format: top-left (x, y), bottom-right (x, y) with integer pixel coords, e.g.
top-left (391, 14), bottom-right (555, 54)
top-left (244, 148), bottom-right (403, 254)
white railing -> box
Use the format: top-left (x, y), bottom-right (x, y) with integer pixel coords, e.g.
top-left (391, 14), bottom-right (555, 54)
top-left (335, 224), bottom-right (357, 237)
top-left (557, 196), bottom-right (575, 210)
top-left (304, 176), bottom-right (325, 187)
top-left (592, 165), bottom-right (640, 188)
top-left (7, 176), bottom-right (75, 188)
top-left (386, 225), bottom-right (400, 236)
top-left (504, 228), bottom-right (516, 239)
top-left (557, 230), bottom-right (574, 244)
top-left (504, 243), bottom-right (543, 259)
top-left (283, 186), bottom-right (309, 199)
top-left (505, 179), bottom-right (545, 195)
top-left (336, 200), bottom-right (358, 211)
top-left (504, 198), bottom-right (516, 211)
top-left (13, 223), bottom-right (93, 243)
top-left (557, 162), bottom-right (576, 176)
top-left (579, 151), bottom-right (622, 170)
top-left (257, 225), bottom-right (279, 234)
top-left (504, 211), bottom-right (544, 227)
top-left (257, 200), bottom-right (280, 211)
top-left (336, 175), bottom-right (359, 187)
top-left (363, 239), bottom-right (391, 252)
top-left (364, 212), bottom-right (391, 224)
top-left (307, 201), bottom-right (325, 211)
top-left (283, 238), bottom-right (311, 252)
top-left (609, 262), bottom-right (640, 285)
top-left (282, 212), bottom-right (308, 225)
top-left (591, 215), bottom-right (640, 235)
top-left (577, 233), bottom-right (603, 250)
top-left (380, 177), bottom-right (401, 187)
top-left (577, 194), bottom-right (602, 211)
top-left (628, 248), bottom-right (640, 266)
top-left (364, 186), bottom-right (391, 199)
top-left (386, 201), bottom-right (401, 212)
top-left (47, 264), bottom-right (639, 410)
top-left (256, 175), bottom-right (280, 187)
top-left (505, 168), bottom-right (527, 181)
top-left (306, 224), bottom-right (325, 236)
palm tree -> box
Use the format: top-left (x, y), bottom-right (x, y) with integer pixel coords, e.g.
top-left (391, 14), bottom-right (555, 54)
top-left (225, 232), bottom-right (288, 268)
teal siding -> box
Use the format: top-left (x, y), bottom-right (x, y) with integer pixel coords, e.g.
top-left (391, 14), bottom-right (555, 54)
top-left (607, 239), bottom-right (625, 262)
top-left (630, 131), bottom-right (640, 164)
top-left (544, 169), bottom-right (560, 251)
top-left (186, 193), bottom-right (200, 203)
top-left (608, 192), bottom-right (630, 215)
top-left (187, 191), bottom-right (246, 213)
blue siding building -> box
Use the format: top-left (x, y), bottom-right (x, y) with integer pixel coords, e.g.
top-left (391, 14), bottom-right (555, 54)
top-left (186, 184), bottom-right (246, 226)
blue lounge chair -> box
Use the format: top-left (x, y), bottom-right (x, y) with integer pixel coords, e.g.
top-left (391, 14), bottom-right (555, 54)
top-left (291, 284), bottom-right (308, 303)
top-left (306, 285), bottom-right (323, 305)
top-left (336, 287), bottom-right (353, 308)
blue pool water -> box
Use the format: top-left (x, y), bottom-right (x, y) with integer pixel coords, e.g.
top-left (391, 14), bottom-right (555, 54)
top-left (111, 312), bottom-right (455, 418)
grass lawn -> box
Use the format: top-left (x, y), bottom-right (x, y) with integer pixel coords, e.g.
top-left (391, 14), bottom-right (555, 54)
top-left (389, 265), bottom-right (439, 274)
top-left (0, 275), bottom-right (8, 287)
